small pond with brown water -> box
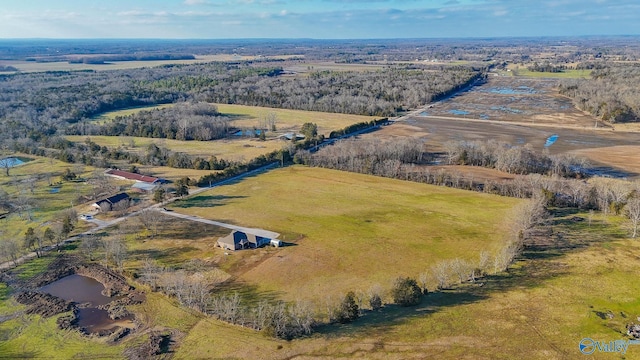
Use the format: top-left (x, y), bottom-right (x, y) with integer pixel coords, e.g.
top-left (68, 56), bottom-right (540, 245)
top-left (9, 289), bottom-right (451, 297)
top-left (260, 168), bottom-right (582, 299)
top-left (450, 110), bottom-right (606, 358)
top-left (40, 274), bottom-right (134, 334)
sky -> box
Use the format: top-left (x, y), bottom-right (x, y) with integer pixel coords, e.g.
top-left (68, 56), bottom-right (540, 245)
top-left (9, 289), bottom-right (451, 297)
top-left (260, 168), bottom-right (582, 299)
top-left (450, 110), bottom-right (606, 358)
top-left (1, 0), bottom-right (639, 39)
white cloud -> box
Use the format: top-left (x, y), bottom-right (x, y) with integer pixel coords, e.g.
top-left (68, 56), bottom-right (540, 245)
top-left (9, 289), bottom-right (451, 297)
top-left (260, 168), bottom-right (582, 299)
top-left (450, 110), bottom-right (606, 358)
top-left (184, 0), bottom-right (209, 5)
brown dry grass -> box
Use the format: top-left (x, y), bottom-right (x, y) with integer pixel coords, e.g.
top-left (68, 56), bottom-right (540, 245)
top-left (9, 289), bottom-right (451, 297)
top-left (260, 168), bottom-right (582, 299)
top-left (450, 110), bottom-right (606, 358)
top-left (571, 145), bottom-right (640, 177)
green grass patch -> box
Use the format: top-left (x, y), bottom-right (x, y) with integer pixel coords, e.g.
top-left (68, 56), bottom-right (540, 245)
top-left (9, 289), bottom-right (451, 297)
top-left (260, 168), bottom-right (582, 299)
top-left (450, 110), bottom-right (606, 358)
top-left (14, 255), bottom-right (56, 281)
top-left (0, 155), bottom-right (99, 241)
top-left (89, 104), bottom-right (175, 122)
top-left (65, 135), bottom-right (284, 164)
top-left (128, 291), bottom-right (202, 333)
top-left (505, 66), bottom-right (591, 79)
top-left (217, 103), bottom-right (377, 137)
top-left (0, 314), bottom-right (127, 359)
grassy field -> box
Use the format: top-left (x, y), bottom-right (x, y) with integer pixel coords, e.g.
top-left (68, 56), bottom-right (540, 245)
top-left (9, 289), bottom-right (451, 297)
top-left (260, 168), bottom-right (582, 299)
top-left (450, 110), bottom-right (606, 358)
top-left (171, 209), bottom-right (640, 359)
top-left (2, 164), bottom-right (640, 358)
top-left (218, 104), bottom-right (378, 137)
top-left (90, 104), bottom-right (175, 122)
top-left (89, 103), bottom-right (377, 138)
top-left (0, 155), bottom-right (99, 240)
top-left (505, 65), bottom-right (592, 79)
top-left (66, 135), bottom-right (284, 164)
top-left (170, 166), bottom-right (522, 303)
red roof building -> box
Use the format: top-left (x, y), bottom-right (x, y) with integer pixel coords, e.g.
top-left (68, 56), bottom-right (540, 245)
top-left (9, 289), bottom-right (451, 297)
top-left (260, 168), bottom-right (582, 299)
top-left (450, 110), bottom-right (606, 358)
top-left (105, 169), bottom-right (162, 184)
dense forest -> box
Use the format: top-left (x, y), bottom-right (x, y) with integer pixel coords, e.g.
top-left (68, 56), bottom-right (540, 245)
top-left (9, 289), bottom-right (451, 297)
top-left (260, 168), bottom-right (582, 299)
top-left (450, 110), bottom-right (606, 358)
top-left (0, 61), bottom-right (479, 146)
top-left (559, 64), bottom-right (640, 123)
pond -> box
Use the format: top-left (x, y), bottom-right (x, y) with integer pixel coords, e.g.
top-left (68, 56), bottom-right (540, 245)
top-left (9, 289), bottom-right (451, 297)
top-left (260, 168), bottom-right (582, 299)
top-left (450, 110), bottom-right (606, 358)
top-left (544, 134), bottom-right (559, 147)
top-left (40, 274), bottom-right (134, 334)
top-left (233, 129), bottom-right (263, 136)
top-left (484, 86), bottom-right (538, 95)
top-left (490, 106), bottom-right (523, 114)
top-left (40, 274), bottom-right (113, 305)
top-left (0, 157), bottom-right (25, 168)
top-left (449, 109), bottom-right (470, 115)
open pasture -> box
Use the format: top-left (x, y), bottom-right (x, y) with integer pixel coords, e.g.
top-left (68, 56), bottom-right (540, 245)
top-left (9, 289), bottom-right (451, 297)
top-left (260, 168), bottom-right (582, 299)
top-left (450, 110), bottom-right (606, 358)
top-left (503, 64), bottom-right (592, 79)
top-left (216, 103), bottom-right (378, 137)
top-left (65, 135), bottom-right (284, 163)
top-left (0, 155), bottom-right (99, 238)
top-left (85, 103), bottom-right (374, 139)
top-left (89, 104), bottom-right (175, 123)
top-left (173, 203), bottom-right (640, 359)
top-left (570, 145), bottom-right (640, 177)
top-left (170, 166), bottom-right (522, 302)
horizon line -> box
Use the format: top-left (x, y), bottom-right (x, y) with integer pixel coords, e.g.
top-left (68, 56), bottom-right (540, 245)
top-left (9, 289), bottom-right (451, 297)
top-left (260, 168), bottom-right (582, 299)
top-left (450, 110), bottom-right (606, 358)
top-left (1, 34), bottom-right (640, 42)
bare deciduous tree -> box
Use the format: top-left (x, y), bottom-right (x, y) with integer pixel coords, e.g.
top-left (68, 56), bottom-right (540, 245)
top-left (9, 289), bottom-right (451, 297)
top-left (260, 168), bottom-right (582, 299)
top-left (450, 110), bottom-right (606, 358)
top-left (450, 258), bottom-right (472, 284)
top-left (431, 261), bottom-right (452, 290)
top-left (138, 209), bottom-right (162, 238)
top-left (81, 233), bottom-right (101, 261)
top-left (625, 196), bottom-right (640, 238)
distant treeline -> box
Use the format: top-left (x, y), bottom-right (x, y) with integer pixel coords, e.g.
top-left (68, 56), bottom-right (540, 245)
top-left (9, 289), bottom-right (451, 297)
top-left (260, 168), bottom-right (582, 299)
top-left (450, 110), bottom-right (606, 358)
top-left (559, 64), bottom-right (640, 123)
top-left (3, 37), bottom-right (640, 63)
top-left (0, 61), bottom-right (479, 146)
top-left (24, 53), bottom-right (195, 64)
top-left (527, 62), bottom-right (567, 73)
top-left (0, 65), bottom-right (18, 72)
top-left (197, 67), bottom-right (481, 116)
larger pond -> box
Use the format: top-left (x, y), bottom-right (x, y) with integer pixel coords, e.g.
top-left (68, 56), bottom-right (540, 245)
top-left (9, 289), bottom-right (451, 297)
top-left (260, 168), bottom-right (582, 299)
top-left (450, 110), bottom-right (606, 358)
top-left (0, 157), bottom-right (25, 168)
top-left (40, 274), bottom-right (134, 334)
top-left (40, 274), bottom-right (113, 306)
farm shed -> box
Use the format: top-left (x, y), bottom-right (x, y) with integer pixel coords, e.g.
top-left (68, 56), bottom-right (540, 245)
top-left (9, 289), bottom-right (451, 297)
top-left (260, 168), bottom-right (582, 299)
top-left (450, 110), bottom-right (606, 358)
top-left (92, 193), bottom-right (130, 212)
top-left (217, 230), bottom-right (273, 251)
top-left (105, 169), bottom-right (165, 184)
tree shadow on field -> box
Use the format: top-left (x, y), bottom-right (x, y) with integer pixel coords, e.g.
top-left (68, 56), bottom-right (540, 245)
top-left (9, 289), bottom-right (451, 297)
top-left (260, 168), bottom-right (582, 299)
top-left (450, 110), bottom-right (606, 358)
top-left (315, 291), bottom-right (485, 338)
top-left (128, 247), bottom-right (200, 266)
top-left (212, 280), bottom-right (284, 305)
top-left (172, 195), bottom-right (247, 209)
top-left (221, 113), bottom-right (252, 121)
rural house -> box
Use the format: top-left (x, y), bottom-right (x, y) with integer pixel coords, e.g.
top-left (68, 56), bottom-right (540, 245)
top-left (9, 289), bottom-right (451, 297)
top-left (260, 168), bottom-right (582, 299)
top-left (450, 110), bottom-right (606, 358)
top-left (92, 193), bottom-right (130, 212)
top-left (217, 230), bottom-right (278, 251)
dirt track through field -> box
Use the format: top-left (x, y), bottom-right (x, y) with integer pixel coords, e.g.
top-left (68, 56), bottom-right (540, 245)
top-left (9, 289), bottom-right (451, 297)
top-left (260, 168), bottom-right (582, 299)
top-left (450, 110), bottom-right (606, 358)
top-left (157, 209), bottom-right (280, 239)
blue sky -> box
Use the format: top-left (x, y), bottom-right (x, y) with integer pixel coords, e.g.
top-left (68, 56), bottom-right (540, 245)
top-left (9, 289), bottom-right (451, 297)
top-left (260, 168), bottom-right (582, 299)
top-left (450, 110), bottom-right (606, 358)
top-left (1, 0), bottom-right (639, 39)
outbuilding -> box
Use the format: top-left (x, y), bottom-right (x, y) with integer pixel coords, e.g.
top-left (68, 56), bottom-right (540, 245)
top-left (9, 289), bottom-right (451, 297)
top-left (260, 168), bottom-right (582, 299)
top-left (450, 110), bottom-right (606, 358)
top-left (92, 193), bottom-right (130, 212)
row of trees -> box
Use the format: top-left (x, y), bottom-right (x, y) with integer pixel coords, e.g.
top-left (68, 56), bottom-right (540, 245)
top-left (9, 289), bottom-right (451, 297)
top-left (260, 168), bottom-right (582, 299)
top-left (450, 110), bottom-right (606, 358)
top-left (69, 102), bottom-right (230, 141)
top-left (442, 140), bottom-right (587, 176)
top-left (559, 64), bottom-right (640, 123)
top-left (300, 138), bottom-right (586, 179)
